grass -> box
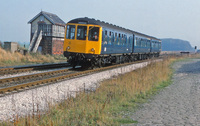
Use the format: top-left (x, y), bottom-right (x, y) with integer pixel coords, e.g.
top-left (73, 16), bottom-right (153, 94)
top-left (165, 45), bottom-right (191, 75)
top-left (0, 47), bottom-right (66, 67)
top-left (1, 56), bottom-right (179, 126)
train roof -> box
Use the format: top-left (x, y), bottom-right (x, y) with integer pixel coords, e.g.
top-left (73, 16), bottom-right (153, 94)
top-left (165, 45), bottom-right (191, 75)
top-left (68, 17), bottom-right (161, 41)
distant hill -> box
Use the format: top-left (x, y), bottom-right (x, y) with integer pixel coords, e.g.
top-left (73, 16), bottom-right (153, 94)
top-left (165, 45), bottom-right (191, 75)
top-left (161, 38), bottom-right (194, 52)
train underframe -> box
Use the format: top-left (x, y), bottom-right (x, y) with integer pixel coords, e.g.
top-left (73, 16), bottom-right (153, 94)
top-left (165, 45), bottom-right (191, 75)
top-left (64, 51), bottom-right (160, 68)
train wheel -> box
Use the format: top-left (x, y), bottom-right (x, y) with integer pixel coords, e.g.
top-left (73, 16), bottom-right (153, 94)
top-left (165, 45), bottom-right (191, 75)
top-left (91, 60), bottom-right (95, 69)
top-left (70, 60), bottom-right (77, 69)
top-left (120, 56), bottom-right (125, 64)
top-left (97, 58), bottom-right (102, 68)
top-left (101, 58), bottom-right (106, 67)
top-left (131, 55), bottom-right (136, 62)
top-left (116, 56), bottom-right (120, 64)
top-left (72, 64), bottom-right (76, 69)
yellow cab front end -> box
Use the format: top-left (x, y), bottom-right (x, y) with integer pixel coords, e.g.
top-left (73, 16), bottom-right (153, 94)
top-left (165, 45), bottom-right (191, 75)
top-left (63, 23), bottom-right (102, 55)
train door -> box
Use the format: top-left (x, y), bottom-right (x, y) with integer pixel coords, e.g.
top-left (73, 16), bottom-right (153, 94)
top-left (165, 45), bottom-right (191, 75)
top-left (150, 39), bottom-right (152, 52)
top-left (132, 34), bottom-right (135, 53)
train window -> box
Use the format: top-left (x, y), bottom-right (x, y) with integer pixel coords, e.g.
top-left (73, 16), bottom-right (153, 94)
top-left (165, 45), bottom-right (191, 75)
top-left (103, 30), bottom-right (108, 44)
top-left (118, 34), bottom-right (121, 45)
top-left (142, 40), bottom-right (144, 47)
top-left (111, 32), bottom-right (114, 44)
top-left (105, 30), bottom-right (107, 35)
top-left (136, 38), bottom-right (138, 46)
top-left (130, 36), bottom-right (133, 45)
top-left (152, 41), bottom-right (155, 48)
top-left (88, 26), bottom-right (99, 41)
top-left (114, 32), bottom-right (118, 44)
top-left (134, 37), bottom-right (136, 46)
top-left (135, 38), bottom-right (137, 46)
top-left (108, 31), bottom-right (112, 45)
top-left (156, 42), bottom-right (159, 48)
top-left (147, 40), bottom-right (150, 47)
top-left (66, 25), bottom-right (75, 39)
top-left (102, 31), bottom-right (104, 42)
top-left (128, 36), bottom-right (131, 45)
top-left (77, 26), bottom-right (87, 40)
top-left (144, 40), bottom-right (147, 47)
top-left (139, 39), bottom-right (141, 46)
top-left (124, 35), bottom-right (127, 45)
top-left (146, 40), bottom-right (148, 47)
top-left (136, 38), bottom-right (140, 46)
top-left (121, 34), bottom-right (124, 45)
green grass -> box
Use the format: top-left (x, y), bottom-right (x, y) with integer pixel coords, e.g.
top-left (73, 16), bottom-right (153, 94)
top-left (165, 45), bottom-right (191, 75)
top-left (114, 118), bottom-right (138, 124)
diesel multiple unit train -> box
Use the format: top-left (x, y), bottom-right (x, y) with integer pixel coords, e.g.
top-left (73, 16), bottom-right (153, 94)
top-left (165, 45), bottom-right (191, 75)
top-left (63, 17), bottom-right (161, 68)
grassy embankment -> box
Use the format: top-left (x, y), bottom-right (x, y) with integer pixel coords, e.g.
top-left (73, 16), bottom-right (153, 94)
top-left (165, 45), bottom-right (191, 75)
top-left (0, 55), bottom-right (181, 126)
top-left (3, 52), bottom-right (198, 125)
top-left (0, 47), bottom-right (66, 67)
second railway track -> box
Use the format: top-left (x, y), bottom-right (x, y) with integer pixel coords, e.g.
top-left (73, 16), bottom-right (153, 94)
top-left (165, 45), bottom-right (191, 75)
top-left (0, 62), bottom-right (69, 76)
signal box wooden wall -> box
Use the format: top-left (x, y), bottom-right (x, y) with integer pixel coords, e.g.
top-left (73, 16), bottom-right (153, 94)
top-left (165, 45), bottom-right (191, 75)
top-left (28, 11), bottom-right (65, 55)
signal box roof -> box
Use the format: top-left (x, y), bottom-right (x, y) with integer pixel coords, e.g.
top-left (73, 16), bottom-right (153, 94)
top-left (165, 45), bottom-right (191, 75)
top-left (28, 11), bottom-right (65, 26)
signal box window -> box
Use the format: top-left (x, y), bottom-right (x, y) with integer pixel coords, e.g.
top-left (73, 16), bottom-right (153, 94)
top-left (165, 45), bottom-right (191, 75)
top-left (88, 27), bottom-right (99, 41)
top-left (66, 25), bottom-right (75, 39)
top-left (77, 26), bottom-right (87, 40)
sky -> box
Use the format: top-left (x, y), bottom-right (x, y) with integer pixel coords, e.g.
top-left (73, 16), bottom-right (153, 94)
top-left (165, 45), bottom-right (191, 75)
top-left (0, 0), bottom-right (200, 48)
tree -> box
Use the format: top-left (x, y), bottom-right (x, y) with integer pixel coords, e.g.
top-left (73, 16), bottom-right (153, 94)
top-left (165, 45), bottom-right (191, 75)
top-left (0, 41), bottom-right (2, 48)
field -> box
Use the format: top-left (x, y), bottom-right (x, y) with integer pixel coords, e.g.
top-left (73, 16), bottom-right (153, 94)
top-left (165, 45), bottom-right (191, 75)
top-left (0, 55), bottom-right (179, 126)
top-left (0, 47), bottom-right (66, 67)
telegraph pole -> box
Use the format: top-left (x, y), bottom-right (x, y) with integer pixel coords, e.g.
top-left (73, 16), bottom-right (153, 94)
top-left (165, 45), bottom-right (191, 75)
top-left (195, 46), bottom-right (197, 53)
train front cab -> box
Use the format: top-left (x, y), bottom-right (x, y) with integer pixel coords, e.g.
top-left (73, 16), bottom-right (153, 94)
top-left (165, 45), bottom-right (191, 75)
top-left (63, 23), bottom-right (102, 64)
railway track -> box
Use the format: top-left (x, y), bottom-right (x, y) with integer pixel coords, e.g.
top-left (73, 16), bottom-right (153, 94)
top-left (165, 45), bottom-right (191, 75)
top-left (0, 59), bottom-right (155, 96)
top-left (0, 62), bottom-right (69, 75)
top-left (0, 68), bottom-right (71, 87)
top-left (0, 68), bottom-right (34, 75)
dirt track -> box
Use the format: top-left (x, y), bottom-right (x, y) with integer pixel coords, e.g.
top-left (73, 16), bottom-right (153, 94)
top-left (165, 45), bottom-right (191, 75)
top-left (128, 58), bottom-right (200, 126)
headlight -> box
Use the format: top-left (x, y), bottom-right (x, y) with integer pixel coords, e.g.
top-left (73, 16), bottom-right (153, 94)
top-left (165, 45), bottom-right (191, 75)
top-left (67, 46), bottom-right (70, 50)
top-left (91, 48), bottom-right (95, 52)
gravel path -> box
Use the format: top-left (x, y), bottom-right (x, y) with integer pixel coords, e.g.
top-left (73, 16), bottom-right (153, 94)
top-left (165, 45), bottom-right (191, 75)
top-left (128, 58), bottom-right (200, 126)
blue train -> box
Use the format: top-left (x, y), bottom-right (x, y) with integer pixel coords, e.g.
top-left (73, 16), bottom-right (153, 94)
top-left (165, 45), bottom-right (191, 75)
top-left (63, 17), bottom-right (161, 68)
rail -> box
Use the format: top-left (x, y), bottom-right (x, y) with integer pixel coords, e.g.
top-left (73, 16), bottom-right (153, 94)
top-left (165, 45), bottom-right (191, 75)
top-left (0, 62), bottom-right (69, 75)
top-left (0, 59), bottom-right (155, 95)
